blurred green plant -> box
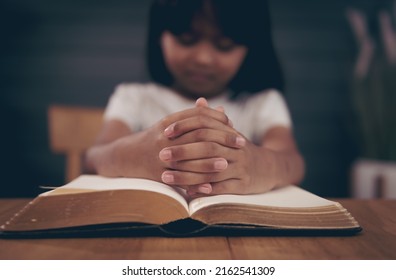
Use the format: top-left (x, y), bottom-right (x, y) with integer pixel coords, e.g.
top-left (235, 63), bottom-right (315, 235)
top-left (347, 4), bottom-right (396, 161)
top-left (351, 59), bottom-right (396, 161)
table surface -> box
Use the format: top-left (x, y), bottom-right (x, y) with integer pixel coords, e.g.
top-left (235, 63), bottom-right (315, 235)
top-left (0, 198), bottom-right (395, 260)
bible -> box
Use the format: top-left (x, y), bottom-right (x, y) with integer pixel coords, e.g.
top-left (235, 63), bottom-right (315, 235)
top-left (0, 175), bottom-right (361, 237)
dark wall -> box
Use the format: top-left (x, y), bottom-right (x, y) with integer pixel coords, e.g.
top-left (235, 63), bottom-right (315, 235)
top-left (1, 0), bottom-right (362, 197)
top-left (271, 1), bottom-right (358, 197)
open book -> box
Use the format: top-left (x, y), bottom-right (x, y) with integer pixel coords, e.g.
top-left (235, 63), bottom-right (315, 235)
top-left (0, 175), bottom-right (361, 237)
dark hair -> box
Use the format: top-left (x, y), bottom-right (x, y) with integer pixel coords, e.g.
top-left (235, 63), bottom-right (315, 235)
top-left (146, 0), bottom-right (284, 97)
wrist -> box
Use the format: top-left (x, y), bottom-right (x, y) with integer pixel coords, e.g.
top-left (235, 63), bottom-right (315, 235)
top-left (92, 141), bottom-right (122, 177)
top-left (257, 147), bottom-right (283, 187)
top-left (87, 136), bottom-right (137, 177)
top-left (263, 147), bottom-right (305, 187)
top-left (112, 133), bottom-right (146, 178)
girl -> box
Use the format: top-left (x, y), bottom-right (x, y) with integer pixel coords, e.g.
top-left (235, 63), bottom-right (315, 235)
top-left (85, 0), bottom-right (305, 196)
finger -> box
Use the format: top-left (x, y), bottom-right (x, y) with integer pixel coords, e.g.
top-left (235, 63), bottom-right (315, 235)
top-left (195, 97), bottom-right (223, 113)
top-left (215, 105), bottom-right (224, 113)
top-left (209, 179), bottom-right (246, 195)
top-left (195, 97), bottom-right (209, 107)
top-left (216, 106), bottom-right (233, 127)
top-left (164, 114), bottom-right (229, 138)
top-left (187, 191), bottom-right (205, 199)
top-left (161, 169), bottom-right (229, 186)
top-left (164, 115), bottom-right (241, 141)
top-left (195, 98), bottom-right (232, 126)
top-left (186, 183), bottom-right (213, 196)
top-left (159, 142), bottom-right (225, 162)
top-left (195, 97), bottom-right (224, 112)
top-left (187, 178), bottom-right (263, 197)
top-left (187, 179), bottom-right (243, 197)
top-left (166, 128), bottom-right (245, 149)
top-left (161, 106), bottom-right (229, 132)
top-left (161, 157), bottom-right (228, 173)
top-left (187, 179), bottom-right (244, 196)
top-left (159, 141), bottom-right (247, 163)
top-left (213, 105), bottom-right (233, 126)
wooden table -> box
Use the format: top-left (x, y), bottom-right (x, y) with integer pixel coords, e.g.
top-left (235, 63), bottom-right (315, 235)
top-left (0, 198), bottom-right (395, 259)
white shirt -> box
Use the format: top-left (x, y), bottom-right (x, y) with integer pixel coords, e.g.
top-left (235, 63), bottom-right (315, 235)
top-left (104, 83), bottom-right (292, 144)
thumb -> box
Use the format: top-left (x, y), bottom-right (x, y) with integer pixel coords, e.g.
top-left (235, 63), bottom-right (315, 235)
top-left (195, 97), bottom-right (209, 107)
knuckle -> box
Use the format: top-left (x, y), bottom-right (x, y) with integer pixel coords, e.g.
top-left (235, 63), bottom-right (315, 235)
top-left (222, 114), bottom-right (229, 125)
top-left (168, 160), bottom-right (179, 170)
top-left (213, 182), bottom-right (227, 194)
top-left (225, 133), bottom-right (237, 147)
top-left (194, 129), bottom-right (208, 141)
top-left (160, 116), bottom-right (171, 129)
top-left (172, 147), bottom-right (182, 161)
top-left (171, 147), bottom-right (182, 159)
top-left (206, 159), bottom-right (218, 171)
top-left (207, 142), bottom-right (220, 155)
top-left (196, 115), bottom-right (207, 126)
top-left (239, 161), bottom-right (250, 176)
top-left (215, 109), bottom-right (229, 125)
top-left (196, 105), bottom-right (229, 125)
top-left (196, 106), bottom-right (206, 115)
top-left (171, 121), bottom-right (180, 133)
top-left (157, 131), bottom-right (172, 147)
top-left (240, 178), bottom-right (251, 194)
top-left (154, 131), bottom-right (165, 146)
top-left (203, 173), bottom-right (216, 183)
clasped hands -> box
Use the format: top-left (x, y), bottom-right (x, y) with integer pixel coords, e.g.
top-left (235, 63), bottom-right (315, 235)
top-left (148, 97), bottom-right (260, 197)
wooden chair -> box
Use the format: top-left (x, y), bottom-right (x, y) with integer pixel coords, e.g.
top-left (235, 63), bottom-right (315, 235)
top-left (48, 105), bottom-right (104, 182)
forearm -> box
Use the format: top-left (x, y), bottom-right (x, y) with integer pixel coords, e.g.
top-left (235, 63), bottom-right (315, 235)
top-left (261, 147), bottom-right (305, 187)
top-left (84, 141), bottom-right (120, 177)
top-left (84, 131), bottom-right (154, 179)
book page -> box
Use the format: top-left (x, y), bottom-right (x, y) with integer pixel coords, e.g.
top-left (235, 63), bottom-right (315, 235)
top-left (41, 175), bottom-right (189, 212)
top-left (188, 185), bottom-right (335, 214)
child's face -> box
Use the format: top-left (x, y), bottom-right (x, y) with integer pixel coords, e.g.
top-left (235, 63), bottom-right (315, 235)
top-left (160, 19), bottom-right (247, 99)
